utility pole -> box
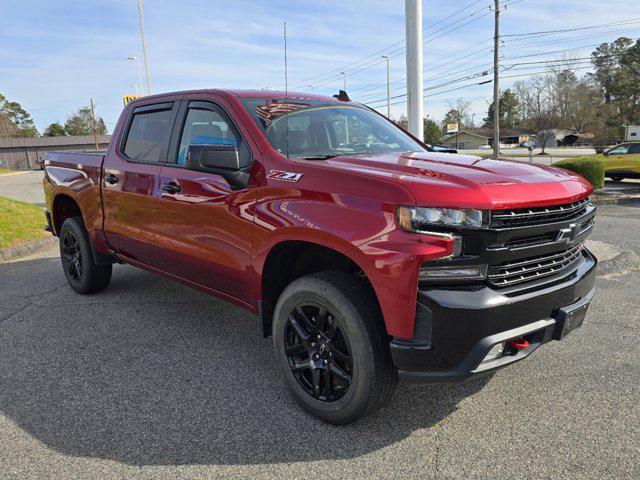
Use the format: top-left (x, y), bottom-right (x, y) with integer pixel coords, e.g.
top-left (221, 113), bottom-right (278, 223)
top-left (89, 98), bottom-right (99, 150)
top-left (340, 71), bottom-right (347, 91)
top-left (405, 0), bottom-right (424, 140)
top-left (492, 0), bottom-right (501, 157)
top-left (137, 0), bottom-right (152, 95)
top-left (382, 55), bottom-right (391, 118)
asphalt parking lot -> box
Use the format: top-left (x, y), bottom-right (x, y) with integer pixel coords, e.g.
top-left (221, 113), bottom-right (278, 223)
top-left (1, 173), bottom-right (639, 479)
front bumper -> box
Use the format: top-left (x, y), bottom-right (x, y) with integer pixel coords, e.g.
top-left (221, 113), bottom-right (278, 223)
top-left (391, 249), bottom-right (597, 384)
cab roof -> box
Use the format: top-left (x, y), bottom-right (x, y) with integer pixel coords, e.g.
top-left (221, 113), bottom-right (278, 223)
top-left (129, 88), bottom-right (344, 104)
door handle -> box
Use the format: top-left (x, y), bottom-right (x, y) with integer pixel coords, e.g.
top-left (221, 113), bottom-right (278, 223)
top-left (105, 173), bottom-right (119, 185)
top-left (161, 183), bottom-right (181, 193)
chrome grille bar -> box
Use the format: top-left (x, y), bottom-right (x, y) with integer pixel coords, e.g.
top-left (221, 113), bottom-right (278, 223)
top-left (491, 198), bottom-right (590, 227)
top-left (487, 245), bottom-right (583, 287)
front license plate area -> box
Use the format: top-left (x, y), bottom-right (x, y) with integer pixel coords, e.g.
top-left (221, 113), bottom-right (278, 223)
top-left (554, 301), bottom-right (590, 340)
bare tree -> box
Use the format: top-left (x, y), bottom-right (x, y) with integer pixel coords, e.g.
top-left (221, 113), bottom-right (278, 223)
top-left (515, 75), bottom-right (558, 154)
top-left (446, 98), bottom-right (472, 128)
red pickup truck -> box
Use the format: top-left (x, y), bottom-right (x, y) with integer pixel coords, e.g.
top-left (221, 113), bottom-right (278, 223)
top-left (43, 89), bottom-right (597, 424)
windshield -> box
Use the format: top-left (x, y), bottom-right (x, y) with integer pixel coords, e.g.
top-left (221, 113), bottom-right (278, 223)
top-left (239, 98), bottom-right (425, 159)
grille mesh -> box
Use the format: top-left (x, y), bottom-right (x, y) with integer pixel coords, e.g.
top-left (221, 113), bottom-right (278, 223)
top-left (487, 245), bottom-right (583, 288)
top-left (491, 198), bottom-right (590, 228)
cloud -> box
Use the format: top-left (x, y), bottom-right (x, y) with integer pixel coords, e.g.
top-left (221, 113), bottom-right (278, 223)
top-left (1, 0), bottom-right (637, 130)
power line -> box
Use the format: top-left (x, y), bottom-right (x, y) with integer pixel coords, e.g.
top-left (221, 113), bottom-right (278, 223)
top-left (502, 18), bottom-right (640, 38)
top-left (363, 50), bottom-right (628, 108)
top-left (301, 8), bottom-right (494, 92)
top-left (347, 41), bottom-right (494, 97)
top-left (357, 33), bottom-right (636, 108)
top-left (290, 1), bottom-right (499, 91)
top-left (287, 0), bottom-right (491, 90)
top-left (504, 25), bottom-right (640, 46)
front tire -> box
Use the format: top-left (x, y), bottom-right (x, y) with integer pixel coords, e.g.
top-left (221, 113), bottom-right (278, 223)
top-left (272, 271), bottom-right (397, 424)
top-left (59, 217), bottom-right (112, 294)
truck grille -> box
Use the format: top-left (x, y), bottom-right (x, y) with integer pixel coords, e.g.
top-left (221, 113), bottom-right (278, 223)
top-left (489, 231), bottom-right (558, 250)
top-left (491, 198), bottom-right (590, 228)
top-left (487, 245), bottom-right (583, 288)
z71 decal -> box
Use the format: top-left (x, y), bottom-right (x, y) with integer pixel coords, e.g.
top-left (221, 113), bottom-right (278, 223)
top-left (267, 170), bottom-right (303, 182)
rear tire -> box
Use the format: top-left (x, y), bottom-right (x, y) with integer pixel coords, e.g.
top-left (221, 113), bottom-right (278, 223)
top-left (272, 271), bottom-right (397, 424)
top-left (59, 217), bottom-right (112, 294)
top-left (609, 175), bottom-right (625, 182)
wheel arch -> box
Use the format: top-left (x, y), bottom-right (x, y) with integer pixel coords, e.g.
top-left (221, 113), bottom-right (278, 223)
top-left (51, 192), bottom-right (115, 266)
top-left (51, 193), bottom-right (82, 235)
top-left (256, 232), bottom-right (382, 338)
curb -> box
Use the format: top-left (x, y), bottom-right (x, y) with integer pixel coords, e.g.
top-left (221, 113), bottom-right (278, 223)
top-left (591, 194), bottom-right (640, 206)
top-left (0, 236), bottom-right (58, 263)
top-left (0, 170), bottom-right (33, 178)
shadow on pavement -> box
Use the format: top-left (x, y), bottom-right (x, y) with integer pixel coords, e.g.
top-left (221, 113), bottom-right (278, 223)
top-left (0, 257), bottom-right (490, 466)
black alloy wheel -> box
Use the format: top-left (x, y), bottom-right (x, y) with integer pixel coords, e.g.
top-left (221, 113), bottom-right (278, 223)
top-left (273, 272), bottom-right (397, 424)
top-left (58, 217), bottom-right (112, 294)
top-left (284, 303), bottom-right (352, 402)
top-left (62, 230), bottom-right (83, 283)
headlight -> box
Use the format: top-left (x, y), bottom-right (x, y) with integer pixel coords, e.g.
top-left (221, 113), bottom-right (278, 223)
top-left (396, 206), bottom-right (489, 232)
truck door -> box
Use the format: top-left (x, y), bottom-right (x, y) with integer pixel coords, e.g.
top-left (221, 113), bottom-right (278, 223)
top-left (102, 100), bottom-right (180, 265)
top-left (154, 97), bottom-right (256, 304)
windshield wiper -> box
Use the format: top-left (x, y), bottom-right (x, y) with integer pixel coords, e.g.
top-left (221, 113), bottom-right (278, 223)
top-left (300, 154), bottom-right (341, 160)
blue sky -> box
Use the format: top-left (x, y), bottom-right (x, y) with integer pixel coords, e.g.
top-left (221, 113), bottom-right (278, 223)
top-left (1, 0), bottom-right (638, 133)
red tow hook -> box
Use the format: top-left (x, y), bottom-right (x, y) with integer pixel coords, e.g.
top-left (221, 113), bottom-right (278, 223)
top-left (508, 337), bottom-right (530, 350)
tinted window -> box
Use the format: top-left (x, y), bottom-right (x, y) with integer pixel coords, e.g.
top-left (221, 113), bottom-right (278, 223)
top-left (628, 144), bottom-right (640, 154)
top-left (608, 144), bottom-right (630, 155)
top-left (176, 105), bottom-right (250, 168)
top-left (239, 98), bottom-right (424, 159)
top-left (123, 108), bottom-right (173, 163)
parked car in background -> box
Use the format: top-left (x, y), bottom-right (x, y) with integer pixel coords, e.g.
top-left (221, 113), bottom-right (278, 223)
top-left (602, 142), bottom-right (640, 182)
top-left (478, 144), bottom-right (492, 150)
top-left (427, 144), bottom-right (457, 154)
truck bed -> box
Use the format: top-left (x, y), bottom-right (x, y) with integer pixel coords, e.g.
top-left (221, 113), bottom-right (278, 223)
top-left (43, 150), bottom-right (107, 241)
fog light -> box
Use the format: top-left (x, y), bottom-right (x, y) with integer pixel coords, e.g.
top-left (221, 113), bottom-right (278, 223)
top-left (483, 342), bottom-right (505, 362)
top-left (419, 264), bottom-right (487, 282)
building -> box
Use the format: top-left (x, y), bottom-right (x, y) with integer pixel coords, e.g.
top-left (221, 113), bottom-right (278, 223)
top-left (499, 129), bottom-right (534, 147)
top-left (0, 135), bottom-right (111, 170)
top-left (441, 131), bottom-right (490, 150)
top-left (441, 129), bottom-right (534, 149)
top-left (625, 125), bottom-right (640, 142)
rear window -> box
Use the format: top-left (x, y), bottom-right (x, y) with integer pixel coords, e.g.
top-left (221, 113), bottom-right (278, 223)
top-left (123, 108), bottom-right (173, 163)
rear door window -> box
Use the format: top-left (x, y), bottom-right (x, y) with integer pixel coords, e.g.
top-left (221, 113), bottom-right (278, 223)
top-left (123, 106), bottom-right (174, 163)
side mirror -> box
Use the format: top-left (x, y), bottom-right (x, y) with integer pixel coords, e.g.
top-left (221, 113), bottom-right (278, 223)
top-left (185, 143), bottom-right (249, 190)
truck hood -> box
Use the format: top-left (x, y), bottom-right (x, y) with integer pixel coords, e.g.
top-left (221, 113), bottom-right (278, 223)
top-left (321, 151), bottom-right (593, 210)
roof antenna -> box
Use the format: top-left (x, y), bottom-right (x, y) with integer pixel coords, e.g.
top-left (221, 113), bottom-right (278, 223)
top-left (334, 90), bottom-right (351, 102)
top-left (284, 21), bottom-right (290, 158)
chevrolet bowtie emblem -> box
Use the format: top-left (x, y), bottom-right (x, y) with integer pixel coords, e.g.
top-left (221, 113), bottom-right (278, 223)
top-left (557, 223), bottom-right (581, 243)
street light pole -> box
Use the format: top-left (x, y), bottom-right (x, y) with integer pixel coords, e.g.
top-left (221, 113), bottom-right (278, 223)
top-left (137, 0), bottom-right (152, 95)
top-left (492, 0), bottom-right (501, 157)
top-left (382, 55), bottom-right (391, 118)
top-left (126, 56), bottom-right (144, 97)
top-left (405, 0), bottom-right (424, 140)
